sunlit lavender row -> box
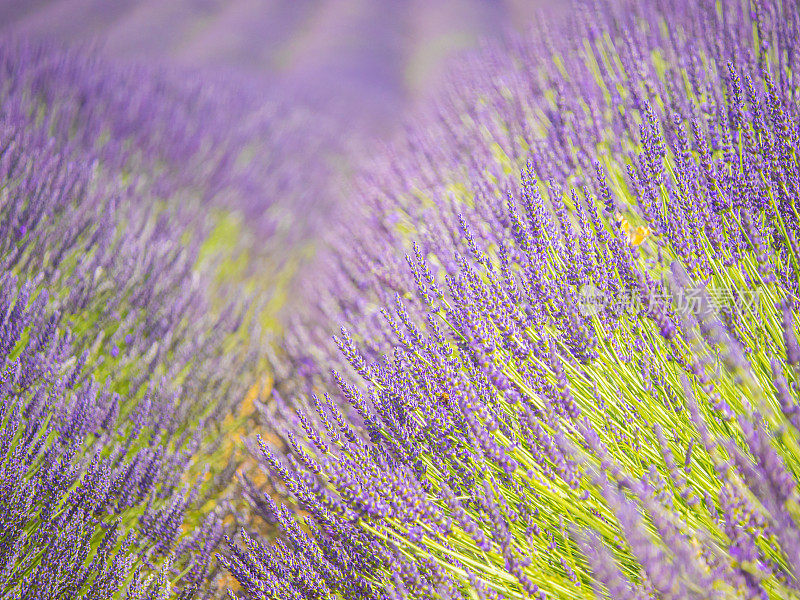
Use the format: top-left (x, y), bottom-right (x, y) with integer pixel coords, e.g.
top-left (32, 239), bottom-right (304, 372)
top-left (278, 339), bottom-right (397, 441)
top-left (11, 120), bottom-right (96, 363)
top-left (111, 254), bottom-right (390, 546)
top-left (234, 1), bottom-right (800, 599)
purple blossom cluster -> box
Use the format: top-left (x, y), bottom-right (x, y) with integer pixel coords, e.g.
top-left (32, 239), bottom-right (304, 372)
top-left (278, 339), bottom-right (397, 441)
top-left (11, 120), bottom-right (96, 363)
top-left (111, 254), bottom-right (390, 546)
top-left (0, 278), bottom-right (226, 599)
top-left (232, 1), bottom-right (800, 599)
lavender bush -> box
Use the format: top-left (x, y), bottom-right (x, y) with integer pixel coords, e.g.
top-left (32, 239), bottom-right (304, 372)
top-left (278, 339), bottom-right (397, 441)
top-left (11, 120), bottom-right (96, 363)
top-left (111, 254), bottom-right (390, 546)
top-left (231, 1), bottom-right (800, 599)
top-left (0, 38), bottom-right (319, 598)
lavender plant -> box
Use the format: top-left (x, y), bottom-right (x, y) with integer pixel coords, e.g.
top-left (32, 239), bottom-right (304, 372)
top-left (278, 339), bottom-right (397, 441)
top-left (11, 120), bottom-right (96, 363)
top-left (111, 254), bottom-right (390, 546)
top-left (0, 38), bottom-right (312, 598)
top-left (230, 1), bottom-right (800, 599)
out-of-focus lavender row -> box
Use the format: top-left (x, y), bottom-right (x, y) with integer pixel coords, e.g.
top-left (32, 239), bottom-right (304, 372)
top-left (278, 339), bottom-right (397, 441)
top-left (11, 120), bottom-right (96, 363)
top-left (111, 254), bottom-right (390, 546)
top-left (0, 0), bottom-right (550, 135)
top-left (0, 1), bottom-right (559, 327)
top-left (0, 33), bottom-right (329, 597)
top-left (0, 38), bottom-right (338, 236)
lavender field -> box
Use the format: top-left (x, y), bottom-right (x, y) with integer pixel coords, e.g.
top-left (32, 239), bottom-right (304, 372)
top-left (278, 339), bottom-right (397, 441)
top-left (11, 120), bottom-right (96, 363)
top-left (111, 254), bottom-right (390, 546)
top-left (0, 1), bottom-right (798, 599)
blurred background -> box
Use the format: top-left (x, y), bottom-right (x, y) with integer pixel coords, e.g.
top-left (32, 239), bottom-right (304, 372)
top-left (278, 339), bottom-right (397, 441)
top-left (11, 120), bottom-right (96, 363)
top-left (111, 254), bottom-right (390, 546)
top-left (0, 0), bottom-right (547, 136)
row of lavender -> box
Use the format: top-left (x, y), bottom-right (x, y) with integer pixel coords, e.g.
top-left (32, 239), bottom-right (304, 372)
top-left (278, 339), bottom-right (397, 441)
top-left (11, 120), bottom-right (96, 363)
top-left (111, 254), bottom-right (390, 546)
top-left (232, 0), bottom-right (800, 599)
top-left (0, 40), bottom-right (321, 598)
